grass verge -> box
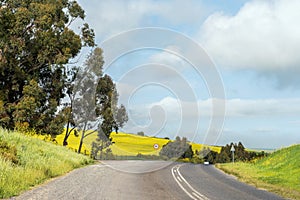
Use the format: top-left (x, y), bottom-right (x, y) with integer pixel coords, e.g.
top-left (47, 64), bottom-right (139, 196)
top-left (216, 144), bottom-right (300, 200)
top-left (0, 128), bottom-right (93, 198)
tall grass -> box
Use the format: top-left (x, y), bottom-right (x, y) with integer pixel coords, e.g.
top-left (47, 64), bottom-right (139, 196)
top-left (0, 128), bottom-right (93, 198)
top-left (216, 144), bottom-right (300, 200)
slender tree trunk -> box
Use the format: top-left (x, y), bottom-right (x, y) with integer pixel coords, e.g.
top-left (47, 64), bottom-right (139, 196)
top-left (63, 127), bottom-right (76, 146)
top-left (64, 97), bottom-right (73, 146)
top-left (78, 122), bottom-right (87, 154)
top-left (63, 118), bottom-right (70, 146)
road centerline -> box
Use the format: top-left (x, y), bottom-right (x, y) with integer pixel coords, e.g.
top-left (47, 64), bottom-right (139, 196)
top-left (171, 164), bottom-right (210, 200)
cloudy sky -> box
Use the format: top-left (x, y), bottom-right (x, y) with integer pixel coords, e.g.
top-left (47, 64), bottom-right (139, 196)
top-left (75, 0), bottom-right (300, 149)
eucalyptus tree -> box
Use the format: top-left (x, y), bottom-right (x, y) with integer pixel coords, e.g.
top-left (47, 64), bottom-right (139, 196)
top-left (0, 0), bottom-right (95, 135)
top-left (72, 48), bottom-right (128, 154)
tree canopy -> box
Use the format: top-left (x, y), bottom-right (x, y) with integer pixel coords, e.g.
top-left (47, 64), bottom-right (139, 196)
top-left (159, 136), bottom-right (193, 159)
top-left (67, 48), bottom-right (128, 154)
top-left (0, 0), bottom-right (95, 135)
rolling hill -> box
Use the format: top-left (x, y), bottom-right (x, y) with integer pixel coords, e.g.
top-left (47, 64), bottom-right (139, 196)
top-left (217, 144), bottom-right (300, 200)
top-left (53, 130), bottom-right (222, 156)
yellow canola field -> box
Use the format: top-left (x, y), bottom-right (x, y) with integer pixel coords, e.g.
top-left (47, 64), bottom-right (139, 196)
top-left (38, 130), bottom-right (222, 156)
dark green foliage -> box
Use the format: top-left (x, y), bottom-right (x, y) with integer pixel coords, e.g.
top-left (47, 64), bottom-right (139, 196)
top-left (190, 156), bottom-right (204, 164)
top-left (159, 137), bottom-right (194, 159)
top-left (90, 74), bottom-right (128, 156)
top-left (70, 48), bottom-right (128, 155)
top-left (91, 143), bottom-right (114, 160)
top-left (72, 48), bottom-right (104, 154)
top-left (200, 142), bottom-right (268, 164)
top-left (216, 149), bottom-right (231, 163)
top-left (182, 144), bottom-right (194, 159)
top-left (213, 142), bottom-right (265, 163)
top-left (215, 142), bottom-right (250, 163)
top-left (137, 131), bottom-right (145, 136)
top-left (198, 147), bottom-right (219, 164)
top-left (62, 67), bottom-right (79, 146)
top-left (0, 0), bottom-right (94, 135)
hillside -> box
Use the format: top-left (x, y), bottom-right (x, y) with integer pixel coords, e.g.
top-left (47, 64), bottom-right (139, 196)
top-left (217, 144), bottom-right (300, 200)
top-left (54, 131), bottom-right (222, 156)
top-left (0, 129), bottom-right (93, 198)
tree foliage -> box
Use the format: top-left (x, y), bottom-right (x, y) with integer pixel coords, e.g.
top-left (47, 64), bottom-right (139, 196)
top-left (159, 136), bottom-right (194, 159)
top-left (62, 66), bottom-right (79, 146)
top-left (197, 142), bottom-right (268, 164)
top-left (215, 142), bottom-right (250, 163)
top-left (91, 74), bottom-right (128, 158)
top-left (0, 0), bottom-right (95, 135)
top-left (197, 147), bottom-right (218, 164)
top-left (137, 131), bottom-right (145, 136)
top-left (69, 48), bottom-right (128, 155)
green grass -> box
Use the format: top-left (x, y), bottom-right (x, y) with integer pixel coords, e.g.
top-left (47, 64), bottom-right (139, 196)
top-left (52, 130), bottom-right (222, 156)
top-left (0, 128), bottom-right (93, 198)
top-left (216, 144), bottom-right (300, 200)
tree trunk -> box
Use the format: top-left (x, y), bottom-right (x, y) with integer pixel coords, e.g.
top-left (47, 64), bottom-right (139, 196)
top-left (78, 133), bottom-right (84, 154)
top-left (63, 119), bottom-right (70, 146)
top-left (78, 122), bottom-right (87, 154)
top-left (64, 98), bottom-right (73, 146)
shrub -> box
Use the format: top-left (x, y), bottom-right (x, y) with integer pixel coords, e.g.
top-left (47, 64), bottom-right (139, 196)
top-left (159, 137), bottom-right (194, 159)
top-left (0, 139), bottom-right (18, 164)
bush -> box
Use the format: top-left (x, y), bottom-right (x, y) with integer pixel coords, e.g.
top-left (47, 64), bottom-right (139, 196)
top-left (159, 137), bottom-right (194, 159)
top-left (0, 139), bottom-right (18, 164)
top-left (191, 156), bottom-right (204, 164)
top-left (137, 131), bottom-right (145, 136)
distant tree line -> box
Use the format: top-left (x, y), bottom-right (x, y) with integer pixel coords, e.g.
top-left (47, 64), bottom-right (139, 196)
top-left (197, 142), bottom-right (267, 164)
top-left (90, 138), bottom-right (267, 163)
top-left (156, 138), bottom-right (267, 164)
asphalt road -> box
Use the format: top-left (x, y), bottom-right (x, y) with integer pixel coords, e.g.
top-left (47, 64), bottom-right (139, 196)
top-left (11, 161), bottom-right (285, 200)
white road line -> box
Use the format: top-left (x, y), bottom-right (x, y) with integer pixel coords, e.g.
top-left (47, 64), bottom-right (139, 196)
top-left (176, 165), bottom-right (209, 200)
top-left (171, 166), bottom-right (198, 200)
top-left (171, 165), bottom-right (210, 200)
top-left (192, 192), bottom-right (203, 199)
top-left (177, 176), bottom-right (182, 182)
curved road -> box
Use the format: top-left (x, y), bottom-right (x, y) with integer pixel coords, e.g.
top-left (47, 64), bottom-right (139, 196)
top-left (11, 161), bottom-right (284, 200)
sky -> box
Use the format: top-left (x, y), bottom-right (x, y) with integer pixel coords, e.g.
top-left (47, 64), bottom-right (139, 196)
top-left (74, 0), bottom-right (300, 149)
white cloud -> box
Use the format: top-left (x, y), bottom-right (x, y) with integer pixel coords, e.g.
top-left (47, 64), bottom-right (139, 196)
top-left (199, 0), bottom-right (300, 87)
top-left (149, 46), bottom-right (186, 71)
top-left (205, 98), bottom-right (300, 117)
top-left (78, 0), bottom-right (208, 40)
top-left (121, 96), bottom-right (300, 146)
top-left (125, 97), bottom-right (300, 120)
top-left (208, 98), bottom-right (300, 117)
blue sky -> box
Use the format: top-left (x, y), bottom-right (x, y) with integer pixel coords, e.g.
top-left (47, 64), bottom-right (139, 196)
top-left (75, 0), bottom-right (300, 149)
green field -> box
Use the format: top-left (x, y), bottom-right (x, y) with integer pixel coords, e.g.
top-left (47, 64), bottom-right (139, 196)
top-left (53, 130), bottom-right (222, 156)
top-left (0, 128), bottom-right (93, 198)
top-left (216, 144), bottom-right (300, 200)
